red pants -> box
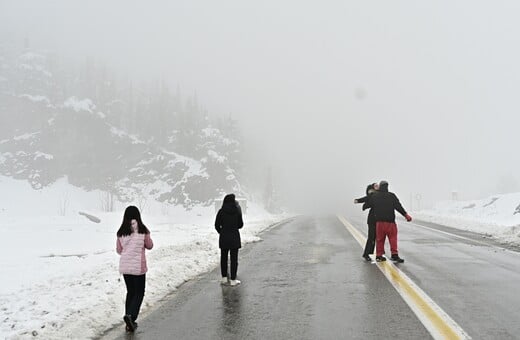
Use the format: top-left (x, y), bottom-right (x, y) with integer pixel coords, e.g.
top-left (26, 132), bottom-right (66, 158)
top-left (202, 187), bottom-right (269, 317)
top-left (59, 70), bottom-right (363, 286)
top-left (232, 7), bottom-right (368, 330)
top-left (376, 222), bottom-right (398, 256)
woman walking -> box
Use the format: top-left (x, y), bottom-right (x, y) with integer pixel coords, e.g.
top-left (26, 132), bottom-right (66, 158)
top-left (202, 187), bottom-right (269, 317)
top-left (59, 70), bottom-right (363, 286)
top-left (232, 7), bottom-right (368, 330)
top-left (215, 194), bottom-right (244, 286)
top-left (354, 183), bottom-right (379, 261)
top-left (116, 206), bottom-right (154, 332)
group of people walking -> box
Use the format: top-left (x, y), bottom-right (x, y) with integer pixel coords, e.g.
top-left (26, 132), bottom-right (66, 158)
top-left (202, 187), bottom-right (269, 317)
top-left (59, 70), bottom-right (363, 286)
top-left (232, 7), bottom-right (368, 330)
top-left (115, 194), bottom-right (244, 333)
top-left (355, 180), bottom-right (412, 263)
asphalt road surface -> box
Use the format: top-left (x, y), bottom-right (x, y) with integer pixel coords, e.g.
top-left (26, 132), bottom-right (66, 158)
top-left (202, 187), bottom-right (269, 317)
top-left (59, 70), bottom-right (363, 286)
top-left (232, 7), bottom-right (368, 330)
top-left (104, 214), bottom-right (520, 339)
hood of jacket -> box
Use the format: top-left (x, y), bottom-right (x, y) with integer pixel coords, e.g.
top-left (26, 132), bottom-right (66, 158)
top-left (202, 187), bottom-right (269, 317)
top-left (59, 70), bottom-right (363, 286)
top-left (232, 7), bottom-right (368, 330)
top-left (379, 181), bottom-right (389, 192)
top-left (222, 202), bottom-right (239, 214)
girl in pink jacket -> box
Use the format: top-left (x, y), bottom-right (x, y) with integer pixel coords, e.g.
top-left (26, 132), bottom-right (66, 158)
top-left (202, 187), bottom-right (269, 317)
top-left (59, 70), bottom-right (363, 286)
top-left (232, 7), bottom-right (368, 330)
top-left (116, 206), bottom-right (153, 332)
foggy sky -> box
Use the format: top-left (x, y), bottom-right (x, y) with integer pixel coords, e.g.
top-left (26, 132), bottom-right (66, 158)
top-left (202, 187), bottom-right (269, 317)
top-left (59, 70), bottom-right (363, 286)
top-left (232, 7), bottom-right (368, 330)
top-left (2, 0), bottom-right (520, 210)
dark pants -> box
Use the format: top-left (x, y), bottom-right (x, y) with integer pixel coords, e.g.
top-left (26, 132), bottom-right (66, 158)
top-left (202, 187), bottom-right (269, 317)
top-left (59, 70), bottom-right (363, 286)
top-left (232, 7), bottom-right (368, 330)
top-left (362, 222), bottom-right (376, 256)
top-left (221, 249), bottom-right (239, 280)
top-left (123, 274), bottom-right (146, 322)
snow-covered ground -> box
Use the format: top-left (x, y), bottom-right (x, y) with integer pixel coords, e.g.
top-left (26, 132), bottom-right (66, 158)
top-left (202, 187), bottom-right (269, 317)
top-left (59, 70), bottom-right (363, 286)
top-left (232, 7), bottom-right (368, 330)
top-left (0, 176), bottom-right (288, 339)
top-left (415, 193), bottom-right (520, 246)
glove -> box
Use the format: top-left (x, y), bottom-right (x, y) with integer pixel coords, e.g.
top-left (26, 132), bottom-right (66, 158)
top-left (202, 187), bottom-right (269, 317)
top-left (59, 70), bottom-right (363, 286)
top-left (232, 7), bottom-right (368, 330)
top-left (405, 214), bottom-right (412, 222)
top-left (354, 199), bottom-right (358, 204)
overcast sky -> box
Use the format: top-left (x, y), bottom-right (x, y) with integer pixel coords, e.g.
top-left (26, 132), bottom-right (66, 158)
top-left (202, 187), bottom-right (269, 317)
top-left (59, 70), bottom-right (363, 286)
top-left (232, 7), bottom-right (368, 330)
top-left (2, 0), bottom-right (520, 209)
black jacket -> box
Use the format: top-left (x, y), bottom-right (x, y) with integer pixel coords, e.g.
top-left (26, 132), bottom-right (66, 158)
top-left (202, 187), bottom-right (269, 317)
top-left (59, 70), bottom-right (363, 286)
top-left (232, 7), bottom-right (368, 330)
top-left (355, 195), bottom-right (376, 225)
top-left (215, 202), bottom-right (244, 249)
top-left (366, 183), bottom-right (407, 223)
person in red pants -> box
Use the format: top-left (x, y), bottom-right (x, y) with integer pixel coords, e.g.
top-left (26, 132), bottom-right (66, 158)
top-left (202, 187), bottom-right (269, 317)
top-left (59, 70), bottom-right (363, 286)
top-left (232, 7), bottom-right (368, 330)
top-left (366, 181), bottom-right (412, 263)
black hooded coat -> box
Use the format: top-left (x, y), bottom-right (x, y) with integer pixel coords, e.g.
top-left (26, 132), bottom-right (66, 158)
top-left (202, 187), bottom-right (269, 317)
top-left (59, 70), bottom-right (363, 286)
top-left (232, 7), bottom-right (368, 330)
top-left (355, 184), bottom-right (377, 224)
top-left (215, 195), bottom-right (244, 249)
top-left (366, 182), bottom-right (407, 223)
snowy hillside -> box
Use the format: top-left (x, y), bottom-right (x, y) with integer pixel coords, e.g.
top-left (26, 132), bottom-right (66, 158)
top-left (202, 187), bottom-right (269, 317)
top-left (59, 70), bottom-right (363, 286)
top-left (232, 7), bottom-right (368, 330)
top-left (0, 176), bottom-right (288, 339)
top-left (0, 46), bottom-right (244, 207)
top-left (415, 193), bottom-right (520, 245)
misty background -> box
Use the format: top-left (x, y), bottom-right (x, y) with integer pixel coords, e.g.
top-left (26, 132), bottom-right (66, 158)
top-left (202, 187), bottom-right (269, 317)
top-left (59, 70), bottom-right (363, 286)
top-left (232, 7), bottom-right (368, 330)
top-left (1, 0), bottom-right (520, 212)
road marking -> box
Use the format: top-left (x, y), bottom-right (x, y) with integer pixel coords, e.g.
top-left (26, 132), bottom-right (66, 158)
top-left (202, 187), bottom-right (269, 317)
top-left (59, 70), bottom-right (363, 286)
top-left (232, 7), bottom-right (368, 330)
top-left (408, 222), bottom-right (520, 256)
top-left (337, 215), bottom-right (471, 340)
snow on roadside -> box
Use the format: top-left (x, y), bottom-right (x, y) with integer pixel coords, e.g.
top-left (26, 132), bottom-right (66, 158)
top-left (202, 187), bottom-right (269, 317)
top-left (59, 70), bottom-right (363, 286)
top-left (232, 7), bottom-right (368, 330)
top-left (0, 176), bottom-right (289, 339)
top-left (415, 192), bottom-right (520, 246)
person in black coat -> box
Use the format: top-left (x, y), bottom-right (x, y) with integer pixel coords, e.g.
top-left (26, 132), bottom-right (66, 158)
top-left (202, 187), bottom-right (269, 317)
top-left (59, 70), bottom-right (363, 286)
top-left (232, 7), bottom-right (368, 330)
top-left (354, 183), bottom-right (379, 261)
top-left (215, 193), bottom-right (244, 286)
top-left (365, 181), bottom-right (412, 263)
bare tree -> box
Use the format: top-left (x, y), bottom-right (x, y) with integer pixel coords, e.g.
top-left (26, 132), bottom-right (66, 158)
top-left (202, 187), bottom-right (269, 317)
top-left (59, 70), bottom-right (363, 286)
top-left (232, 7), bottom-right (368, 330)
top-left (58, 192), bottom-right (69, 216)
top-left (100, 191), bottom-right (115, 212)
top-left (136, 194), bottom-right (148, 214)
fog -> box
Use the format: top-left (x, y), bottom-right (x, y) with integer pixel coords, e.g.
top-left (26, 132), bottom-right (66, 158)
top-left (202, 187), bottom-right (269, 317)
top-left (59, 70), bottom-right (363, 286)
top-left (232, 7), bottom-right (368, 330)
top-left (2, 0), bottom-right (520, 211)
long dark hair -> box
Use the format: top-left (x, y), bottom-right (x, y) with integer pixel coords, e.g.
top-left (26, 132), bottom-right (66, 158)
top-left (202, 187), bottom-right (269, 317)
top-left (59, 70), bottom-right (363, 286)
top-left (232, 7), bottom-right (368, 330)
top-left (366, 183), bottom-right (377, 195)
top-left (117, 206), bottom-right (150, 237)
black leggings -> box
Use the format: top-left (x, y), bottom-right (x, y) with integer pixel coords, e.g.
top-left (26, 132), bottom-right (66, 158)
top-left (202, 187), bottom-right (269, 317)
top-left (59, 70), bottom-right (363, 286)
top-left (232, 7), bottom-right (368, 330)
top-left (363, 222), bottom-right (376, 256)
top-left (221, 249), bottom-right (239, 280)
top-left (123, 274), bottom-right (146, 322)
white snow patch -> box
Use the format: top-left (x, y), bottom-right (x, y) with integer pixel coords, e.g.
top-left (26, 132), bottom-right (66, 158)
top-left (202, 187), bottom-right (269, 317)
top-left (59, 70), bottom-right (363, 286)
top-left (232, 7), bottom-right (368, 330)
top-left (63, 97), bottom-right (96, 113)
top-left (16, 63), bottom-right (52, 77)
top-left (207, 150), bottom-right (226, 163)
top-left (416, 192), bottom-right (520, 245)
top-left (34, 152), bottom-right (53, 160)
top-left (18, 52), bottom-right (45, 62)
top-left (162, 149), bottom-right (209, 180)
top-left (19, 94), bottom-right (50, 104)
top-left (13, 132), bottom-right (40, 141)
top-left (109, 126), bottom-right (145, 145)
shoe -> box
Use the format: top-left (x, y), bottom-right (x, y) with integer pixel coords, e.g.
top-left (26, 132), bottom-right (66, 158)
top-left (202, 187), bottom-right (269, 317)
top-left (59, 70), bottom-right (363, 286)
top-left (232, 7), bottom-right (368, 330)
top-left (362, 255), bottom-right (371, 262)
top-left (221, 277), bottom-right (229, 285)
top-left (391, 255), bottom-right (404, 263)
top-left (123, 315), bottom-right (135, 332)
top-left (375, 256), bottom-right (386, 262)
top-left (230, 279), bottom-right (241, 286)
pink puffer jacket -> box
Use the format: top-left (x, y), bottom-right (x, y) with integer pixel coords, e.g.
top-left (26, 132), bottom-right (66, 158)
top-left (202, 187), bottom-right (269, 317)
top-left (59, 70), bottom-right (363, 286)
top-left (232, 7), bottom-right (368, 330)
top-left (116, 229), bottom-right (154, 275)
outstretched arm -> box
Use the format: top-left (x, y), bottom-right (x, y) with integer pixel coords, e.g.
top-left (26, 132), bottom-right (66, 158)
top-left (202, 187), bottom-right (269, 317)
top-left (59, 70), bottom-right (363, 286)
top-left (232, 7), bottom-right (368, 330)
top-left (354, 196), bottom-right (368, 204)
top-left (393, 194), bottom-right (412, 221)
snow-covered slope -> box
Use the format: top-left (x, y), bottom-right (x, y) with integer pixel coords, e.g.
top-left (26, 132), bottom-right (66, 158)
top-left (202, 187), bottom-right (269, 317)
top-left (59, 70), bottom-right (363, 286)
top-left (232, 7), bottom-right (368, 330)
top-left (0, 47), bottom-right (244, 207)
top-left (415, 193), bottom-right (520, 245)
top-left (0, 176), bottom-right (288, 339)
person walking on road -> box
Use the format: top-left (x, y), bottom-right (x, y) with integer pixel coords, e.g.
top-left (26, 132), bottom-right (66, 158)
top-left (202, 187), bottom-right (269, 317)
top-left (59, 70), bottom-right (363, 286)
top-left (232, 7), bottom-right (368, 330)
top-left (215, 194), bottom-right (244, 286)
top-left (354, 183), bottom-right (379, 261)
top-left (116, 206), bottom-right (154, 332)
top-left (366, 181), bottom-right (412, 263)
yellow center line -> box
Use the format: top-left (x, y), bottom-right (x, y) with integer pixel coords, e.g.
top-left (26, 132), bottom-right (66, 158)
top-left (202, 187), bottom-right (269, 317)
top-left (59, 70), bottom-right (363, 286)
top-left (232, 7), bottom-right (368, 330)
top-left (337, 215), bottom-right (471, 340)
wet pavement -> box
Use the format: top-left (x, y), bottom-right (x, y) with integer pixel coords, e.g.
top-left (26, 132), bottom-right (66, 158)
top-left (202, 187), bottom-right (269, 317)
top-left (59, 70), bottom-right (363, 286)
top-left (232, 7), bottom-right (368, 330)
top-left (347, 215), bottom-right (520, 340)
top-left (106, 216), bottom-right (432, 340)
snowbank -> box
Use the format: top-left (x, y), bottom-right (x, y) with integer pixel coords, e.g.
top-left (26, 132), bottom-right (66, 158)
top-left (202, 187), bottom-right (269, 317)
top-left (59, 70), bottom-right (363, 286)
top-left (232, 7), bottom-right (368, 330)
top-left (0, 176), bottom-right (288, 339)
top-left (415, 193), bottom-right (520, 245)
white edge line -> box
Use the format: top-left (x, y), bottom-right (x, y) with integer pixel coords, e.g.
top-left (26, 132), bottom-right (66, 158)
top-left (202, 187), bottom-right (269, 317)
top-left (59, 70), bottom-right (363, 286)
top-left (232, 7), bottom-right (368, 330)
top-left (409, 222), bottom-right (520, 256)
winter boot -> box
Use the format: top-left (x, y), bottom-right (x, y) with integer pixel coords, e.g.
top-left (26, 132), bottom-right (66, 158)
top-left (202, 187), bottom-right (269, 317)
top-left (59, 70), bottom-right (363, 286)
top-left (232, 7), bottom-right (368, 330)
top-left (230, 279), bottom-right (241, 286)
top-left (375, 256), bottom-right (386, 262)
top-left (391, 254), bottom-right (404, 263)
top-left (123, 315), bottom-right (136, 332)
